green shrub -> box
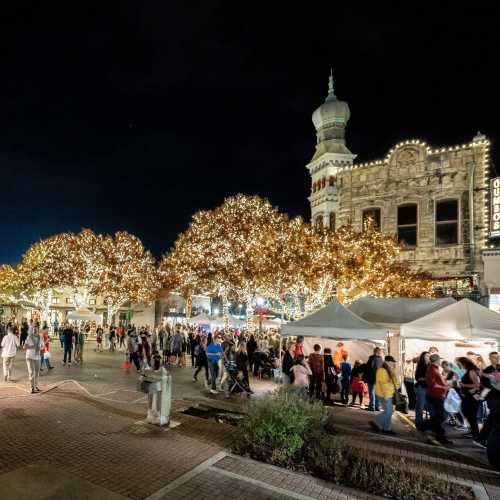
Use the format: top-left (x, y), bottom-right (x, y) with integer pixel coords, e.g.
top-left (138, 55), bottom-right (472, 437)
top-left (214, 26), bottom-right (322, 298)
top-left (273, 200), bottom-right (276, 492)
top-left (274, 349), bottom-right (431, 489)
top-left (233, 388), bottom-right (474, 500)
top-left (232, 387), bottom-right (328, 466)
top-left (302, 431), bottom-right (344, 483)
top-left (340, 448), bottom-right (473, 500)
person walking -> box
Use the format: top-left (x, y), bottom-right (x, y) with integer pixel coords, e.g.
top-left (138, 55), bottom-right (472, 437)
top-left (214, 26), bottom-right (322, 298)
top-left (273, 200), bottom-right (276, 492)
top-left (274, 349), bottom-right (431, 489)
top-left (370, 355), bottom-right (398, 435)
top-left (127, 332), bottom-right (141, 372)
top-left (206, 336), bottom-right (224, 394)
top-left (308, 344), bottom-right (324, 400)
top-left (1, 325), bottom-right (20, 382)
top-left (478, 352), bottom-right (500, 446)
top-left (414, 351), bottom-right (430, 431)
top-left (340, 354), bottom-right (352, 404)
top-left (193, 336), bottom-right (209, 385)
top-left (323, 347), bottom-right (337, 405)
top-left (364, 347), bottom-right (384, 411)
top-left (77, 328), bottom-right (85, 364)
top-left (20, 319), bottom-right (29, 347)
top-left (25, 323), bottom-right (43, 393)
top-left (39, 322), bottom-right (54, 372)
top-left (62, 323), bottom-right (74, 366)
top-left (425, 353), bottom-right (452, 445)
top-left (457, 356), bottom-right (482, 446)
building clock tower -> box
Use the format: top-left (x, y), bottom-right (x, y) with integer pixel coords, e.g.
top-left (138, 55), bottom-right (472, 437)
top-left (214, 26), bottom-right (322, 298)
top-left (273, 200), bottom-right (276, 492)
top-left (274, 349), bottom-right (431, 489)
top-left (307, 71), bottom-right (356, 230)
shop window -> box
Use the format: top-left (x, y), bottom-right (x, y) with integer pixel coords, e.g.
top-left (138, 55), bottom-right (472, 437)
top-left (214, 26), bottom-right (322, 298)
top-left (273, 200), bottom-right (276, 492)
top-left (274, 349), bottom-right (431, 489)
top-left (397, 204), bottom-right (418, 247)
top-left (436, 199), bottom-right (458, 245)
top-left (315, 215), bottom-right (324, 231)
top-left (329, 212), bottom-right (336, 231)
top-left (362, 208), bottom-right (381, 230)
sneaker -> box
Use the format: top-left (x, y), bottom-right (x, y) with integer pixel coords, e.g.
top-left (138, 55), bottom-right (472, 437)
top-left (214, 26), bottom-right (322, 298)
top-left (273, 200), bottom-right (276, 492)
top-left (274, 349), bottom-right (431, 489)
top-left (210, 389), bottom-right (218, 394)
top-left (473, 440), bottom-right (486, 449)
top-left (35, 387), bottom-right (41, 393)
top-left (31, 389), bottom-right (37, 394)
top-left (192, 377), bottom-right (197, 382)
top-left (48, 366), bottom-right (54, 370)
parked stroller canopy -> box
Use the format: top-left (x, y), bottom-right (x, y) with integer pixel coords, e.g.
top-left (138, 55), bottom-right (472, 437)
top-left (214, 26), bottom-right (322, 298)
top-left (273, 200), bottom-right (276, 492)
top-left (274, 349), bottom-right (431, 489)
top-left (281, 298), bottom-right (387, 340)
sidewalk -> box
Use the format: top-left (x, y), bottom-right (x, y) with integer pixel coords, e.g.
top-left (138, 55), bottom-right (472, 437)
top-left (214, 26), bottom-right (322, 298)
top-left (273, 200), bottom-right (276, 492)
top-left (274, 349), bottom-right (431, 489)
top-left (1, 347), bottom-right (499, 499)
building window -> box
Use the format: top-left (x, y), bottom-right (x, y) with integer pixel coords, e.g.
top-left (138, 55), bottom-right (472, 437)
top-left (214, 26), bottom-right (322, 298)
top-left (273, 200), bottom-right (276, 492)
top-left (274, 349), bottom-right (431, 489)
top-left (66, 297), bottom-right (73, 304)
top-left (436, 199), bottom-right (458, 245)
top-left (322, 177), bottom-right (326, 188)
top-left (89, 298), bottom-right (96, 305)
top-left (52, 297), bottom-right (60, 305)
top-left (362, 208), bottom-right (381, 230)
top-left (328, 176), bottom-right (336, 186)
top-left (315, 215), bottom-right (324, 231)
top-left (329, 212), bottom-right (336, 231)
top-left (397, 204), bottom-right (418, 247)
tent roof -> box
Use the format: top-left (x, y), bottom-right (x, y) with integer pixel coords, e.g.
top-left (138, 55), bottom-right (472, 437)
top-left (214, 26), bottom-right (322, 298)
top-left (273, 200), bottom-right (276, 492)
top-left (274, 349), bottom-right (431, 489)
top-left (281, 298), bottom-right (387, 340)
top-left (400, 298), bottom-right (500, 340)
top-left (67, 307), bottom-right (101, 321)
top-left (349, 297), bottom-right (455, 325)
top-left (190, 313), bottom-right (214, 325)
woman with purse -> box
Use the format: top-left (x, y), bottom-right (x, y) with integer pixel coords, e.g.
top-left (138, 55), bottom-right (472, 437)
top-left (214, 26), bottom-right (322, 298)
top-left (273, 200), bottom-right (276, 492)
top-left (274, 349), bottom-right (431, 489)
top-left (370, 355), bottom-right (398, 435)
top-left (457, 356), bottom-right (482, 445)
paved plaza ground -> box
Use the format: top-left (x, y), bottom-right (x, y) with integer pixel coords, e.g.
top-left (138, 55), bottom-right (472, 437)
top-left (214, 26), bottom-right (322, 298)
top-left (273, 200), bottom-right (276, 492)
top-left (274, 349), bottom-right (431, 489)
top-left (1, 342), bottom-right (500, 499)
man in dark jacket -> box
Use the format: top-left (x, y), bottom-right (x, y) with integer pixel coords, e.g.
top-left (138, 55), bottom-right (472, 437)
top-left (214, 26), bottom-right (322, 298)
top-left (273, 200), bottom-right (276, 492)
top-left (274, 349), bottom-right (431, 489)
top-left (62, 323), bottom-right (74, 366)
top-left (363, 347), bottom-right (383, 411)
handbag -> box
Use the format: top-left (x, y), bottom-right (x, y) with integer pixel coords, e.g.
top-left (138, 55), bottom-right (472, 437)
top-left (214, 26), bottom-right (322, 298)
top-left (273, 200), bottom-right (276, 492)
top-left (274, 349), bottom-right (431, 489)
top-left (392, 381), bottom-right (409, 413)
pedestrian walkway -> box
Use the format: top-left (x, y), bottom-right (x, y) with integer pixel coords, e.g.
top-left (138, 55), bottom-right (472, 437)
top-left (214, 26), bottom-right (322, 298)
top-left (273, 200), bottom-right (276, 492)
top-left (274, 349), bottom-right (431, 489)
top-left (1, 347), bottom-right (499, 499)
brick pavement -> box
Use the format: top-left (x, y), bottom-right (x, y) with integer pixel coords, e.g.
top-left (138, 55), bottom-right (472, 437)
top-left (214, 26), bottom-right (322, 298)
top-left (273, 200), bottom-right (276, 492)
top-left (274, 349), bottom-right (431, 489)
top-left (1, 346), bottom-right (500, 499)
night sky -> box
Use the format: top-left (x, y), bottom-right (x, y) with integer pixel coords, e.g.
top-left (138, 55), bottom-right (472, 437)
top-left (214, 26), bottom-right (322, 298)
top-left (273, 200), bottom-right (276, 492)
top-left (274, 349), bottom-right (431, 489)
top-left (1, 2), bottom-right (498, 264)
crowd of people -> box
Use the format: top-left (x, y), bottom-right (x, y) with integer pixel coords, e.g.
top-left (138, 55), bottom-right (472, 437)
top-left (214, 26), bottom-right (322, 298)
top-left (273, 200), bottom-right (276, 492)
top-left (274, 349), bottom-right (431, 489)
top-left (2, 318), bottom-right (499, 454)
top-left (280, 337), bottom-right (499, 450)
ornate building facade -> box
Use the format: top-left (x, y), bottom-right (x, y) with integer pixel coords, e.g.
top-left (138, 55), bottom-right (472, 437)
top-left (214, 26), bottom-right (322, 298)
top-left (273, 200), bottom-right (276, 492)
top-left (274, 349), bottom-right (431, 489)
top-left (307, 73), bottom-right (491, 297)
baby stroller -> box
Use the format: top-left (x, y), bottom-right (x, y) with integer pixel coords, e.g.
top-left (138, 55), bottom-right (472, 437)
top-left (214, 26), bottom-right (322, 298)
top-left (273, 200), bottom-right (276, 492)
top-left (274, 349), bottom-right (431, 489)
top-left (225, 360), bottom-right (251, 396)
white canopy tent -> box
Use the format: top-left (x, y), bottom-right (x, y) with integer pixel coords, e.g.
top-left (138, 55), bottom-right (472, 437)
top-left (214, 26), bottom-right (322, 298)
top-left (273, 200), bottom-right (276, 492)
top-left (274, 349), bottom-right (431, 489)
top-left (190, 313), bottom-right (213, 325)
top-left (67, 307), bottom-right (101, 322)
top-left (262, 318), bottom-right (286, 329)
top-left (281, 298), bottom-right (387, 341)
top-left (400, 298), bottom-right (500, 341)
top-left (349, 296), bottom-right (456, 328)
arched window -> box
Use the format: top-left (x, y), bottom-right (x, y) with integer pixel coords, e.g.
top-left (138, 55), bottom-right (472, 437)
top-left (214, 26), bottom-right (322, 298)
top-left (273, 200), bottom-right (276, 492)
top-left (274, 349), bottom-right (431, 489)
top-left (322, 177), bottom-right (326, 188)
top-left (328, 175), bottom-right (336, 186)
top-left (362, 208), bottom-right (381, 230)
top-left (397, 204), bottom-right (418, 247)
top-left (312, 182), bottom-right (316, 193)
top-left (315, 215), bottom-right (324, 231)
top-left (329, 212), bottom-right (336, 231)
top-left (436, 199), bottom-right (458, 245)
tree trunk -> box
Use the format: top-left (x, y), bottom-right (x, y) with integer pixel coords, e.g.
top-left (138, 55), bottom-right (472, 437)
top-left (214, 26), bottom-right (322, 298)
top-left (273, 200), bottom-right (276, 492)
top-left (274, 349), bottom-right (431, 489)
top-left (246, 298), bottom-right (254, 332)
top-left (185, 295), bottom-right (193, 319)
top-left (220, 290), bottom-right (229, 331)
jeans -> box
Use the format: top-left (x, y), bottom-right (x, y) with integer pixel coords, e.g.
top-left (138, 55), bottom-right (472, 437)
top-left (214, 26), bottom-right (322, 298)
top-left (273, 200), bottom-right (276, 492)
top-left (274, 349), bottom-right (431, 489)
top-left (351, 391), bottom-right (363, 405)
top-left (462, 393), bottom-right (480, 439)
top-left (367, 382), bottom-right (379, 410)
top-left (309, 374), bottom-right (323, 400)
top-left (208, 360), bottom-right (219, 390)
top-left (340, 380), bottom-right (350, 403)
top-left (427, 395), bottom-right (446, 438)
top-left (26, 358), bottom-right (41, 390)
top-left (194, 359), bottom-right (209, 381)
top-left (63, 345), bottom-right (72, 363)
top-left (374, 397), bottom-right (393, 431)
top-left (415, 385), bottom-right (427, 430)
top-left (2, 356), bottom-right (15, 381)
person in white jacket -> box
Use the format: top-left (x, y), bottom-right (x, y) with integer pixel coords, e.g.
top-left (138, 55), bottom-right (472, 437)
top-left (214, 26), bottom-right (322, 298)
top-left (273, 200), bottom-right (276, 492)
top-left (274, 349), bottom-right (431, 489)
top-left (1, 325), bottom-right (20, 382)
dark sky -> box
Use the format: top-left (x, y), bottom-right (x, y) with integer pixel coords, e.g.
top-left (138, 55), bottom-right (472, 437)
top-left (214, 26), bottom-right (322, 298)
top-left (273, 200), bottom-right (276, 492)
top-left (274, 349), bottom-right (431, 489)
top-left (1, 2), bottom-right (499, 264)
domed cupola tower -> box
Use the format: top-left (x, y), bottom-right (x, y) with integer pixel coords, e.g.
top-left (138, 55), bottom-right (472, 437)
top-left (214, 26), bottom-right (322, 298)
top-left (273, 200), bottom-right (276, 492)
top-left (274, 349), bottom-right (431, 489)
top-left (307, 71), bottom-right (356, 230)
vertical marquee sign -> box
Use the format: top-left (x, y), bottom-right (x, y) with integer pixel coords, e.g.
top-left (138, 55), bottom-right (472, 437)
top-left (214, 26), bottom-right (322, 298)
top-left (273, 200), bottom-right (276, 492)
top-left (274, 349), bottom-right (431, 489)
top-left (491, 177), bottom-right (500, 238)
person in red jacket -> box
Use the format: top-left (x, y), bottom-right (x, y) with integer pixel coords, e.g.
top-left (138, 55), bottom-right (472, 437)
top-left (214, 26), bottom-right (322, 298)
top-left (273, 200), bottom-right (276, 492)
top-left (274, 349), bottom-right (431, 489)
top-left (425, 353), bottom-right (452, 445)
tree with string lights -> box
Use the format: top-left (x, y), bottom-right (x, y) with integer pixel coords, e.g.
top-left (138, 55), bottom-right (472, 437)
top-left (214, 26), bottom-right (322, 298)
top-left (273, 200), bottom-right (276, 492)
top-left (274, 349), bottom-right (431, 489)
top-left (100, 231), bottom-right (160, 325)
